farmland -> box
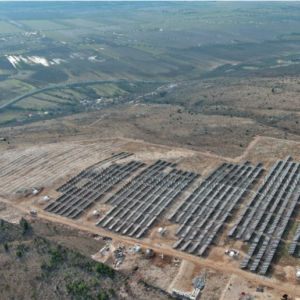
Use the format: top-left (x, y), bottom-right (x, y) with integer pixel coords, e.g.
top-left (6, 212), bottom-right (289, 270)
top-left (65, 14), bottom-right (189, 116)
top-left (0, 2), bottom-right (300, 124)
top-left (1, 2), bottom-right (300, 300)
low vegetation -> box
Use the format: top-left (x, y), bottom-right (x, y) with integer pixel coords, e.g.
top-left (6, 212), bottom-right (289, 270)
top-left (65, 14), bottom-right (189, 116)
top-left (0, 219), bottom-right (117, 299)
top-left (0, 218), bottom-right (170, 300)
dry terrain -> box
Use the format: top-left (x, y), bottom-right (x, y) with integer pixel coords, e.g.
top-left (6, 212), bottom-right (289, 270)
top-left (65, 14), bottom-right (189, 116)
top-left (1, 3), bottom-right (300, 300)
top-left (2, 135), bottom-right (300, 299)
top-left (1, 74), bottom-right (300, 159)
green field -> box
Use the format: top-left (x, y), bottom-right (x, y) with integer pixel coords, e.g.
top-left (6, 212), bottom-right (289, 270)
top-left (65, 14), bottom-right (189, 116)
top-left (91, 83), bottom-right (128, 96)
top-left (19, 20), bottom-right (71, 31)
top-left (130, 45), bottom-right (163, 56)
top-left (0, 79), bottom-right (36, 96)
top-left (63, 18), bottom-right (103, 28)
top-left (12, 97), bottom-right (56, 110)
top-left (33, 93), bottom-right (73, 104)
top-left (1, 1), bottom-right (300, 124)
top-left (43, 30), bottom-right (81, 43)
top-left (0, 114), bottom-right (18, 122)
top-left (0, 21), bottom-right (23, 34)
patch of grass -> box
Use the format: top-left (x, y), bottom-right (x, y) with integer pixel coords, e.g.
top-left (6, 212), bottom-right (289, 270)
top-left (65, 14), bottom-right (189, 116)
top-left (0, 114), bottom-right (17, 122)
top-left (43, 31), bottom-right (80, 43)
top-left (19, 20), bottom-right (70, 31)
top-left (63, 18), bottom-right (103, 28)
top-left (12, 99), bottom-right (53, 111)
top-left (131, 45), bottom-right (162, 55)
top-left (33, 93), bottom-right (73, 104)
top-left (242, 66), bottom-right (259, 70)
top-left (0, 21), bottom-right (23, 34)
top-left (91, 83), bottom-right (128, 97)
top-left (31, 291), bottom-right (38, 299)
top-left (4, 49), bottom-right (28, 56)
top-left (0, 80), bottom-right (36, 99)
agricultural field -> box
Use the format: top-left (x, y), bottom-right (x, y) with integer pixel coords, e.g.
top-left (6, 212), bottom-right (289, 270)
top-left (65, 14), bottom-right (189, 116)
top-left (0, 80), bottom-right (166, 125)
top-left (0, 1), bottom-right (300, 123)
top-left (19, 20), bottom-right (71, 31)
top-left (1, 2), bottom-right (300, 299)
top-left (0, 21), bottom-right (23, 34)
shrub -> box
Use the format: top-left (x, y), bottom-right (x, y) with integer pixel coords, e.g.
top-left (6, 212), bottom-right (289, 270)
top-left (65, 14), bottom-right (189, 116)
top-left (49, 247), bottom-right (65, 262)
top-left (4, 243), bottom-right (9, 251)
top-left (96, 291), bottom-right (109, 300)
top-left (160, 91), bottom-right (167, 97)
top-left (91, 277), bottom-right (98, 287)
top-left (109, 288), bottom-right (116, 296)
top-left (86, 262), bottom-right (93, 272)
top-left (66, 279), bottom-right (89, 297)
top-left (31, 291), bottom-right (38, 299)
top-left (74, 251), bottom-right (85, 259)
top-left (20, 218), bottom-right (29, 231)
top-left (94, 262), bottom-right (115, 279)
top-left (41, 246), bottom-right (67, 272)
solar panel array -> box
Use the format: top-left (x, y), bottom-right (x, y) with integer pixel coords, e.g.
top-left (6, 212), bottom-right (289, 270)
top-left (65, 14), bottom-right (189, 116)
top-left (169, 160), bottom-right (262, 256)
top-left (289, 221), bottom-right (300, 255)
top-left (228, 156), bottom-right (300, 275)
top-left (96, 160), bottom-right (199, 238)
top-left (44, 153), bottom-right (144, 219)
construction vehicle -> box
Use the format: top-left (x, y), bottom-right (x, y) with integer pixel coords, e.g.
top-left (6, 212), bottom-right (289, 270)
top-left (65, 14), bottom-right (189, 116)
top-left (30, 209), bottom-right (37, 216)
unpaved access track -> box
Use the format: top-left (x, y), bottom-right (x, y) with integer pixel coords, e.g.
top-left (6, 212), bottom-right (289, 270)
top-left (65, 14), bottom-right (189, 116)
top-left (1, 196), bottom-right (300, 297)
top-left (2, 135), bottom-right (300, 298)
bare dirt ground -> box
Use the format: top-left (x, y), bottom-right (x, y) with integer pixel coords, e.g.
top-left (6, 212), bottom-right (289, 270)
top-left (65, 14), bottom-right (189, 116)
top-left (2, 135), bottom-right (300, 299)
top-left (0, 197), bottom-right (297, 300)
top-left (1, 73), bottom-right (300, 299)
top-left (0, 217), bottom-right (175, 300)
top-left (2, 75), bottom-right (300, 160)
top-left (220, 274), bottom-right (281, 300)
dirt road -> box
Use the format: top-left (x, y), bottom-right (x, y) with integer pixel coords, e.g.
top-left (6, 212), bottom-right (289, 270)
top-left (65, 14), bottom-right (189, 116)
top-left (1, 197), bottom-right (300, 297)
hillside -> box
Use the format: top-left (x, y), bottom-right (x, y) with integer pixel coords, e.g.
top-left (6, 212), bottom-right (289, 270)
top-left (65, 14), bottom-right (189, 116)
top-left (0, 217), bottom-right (170, 300)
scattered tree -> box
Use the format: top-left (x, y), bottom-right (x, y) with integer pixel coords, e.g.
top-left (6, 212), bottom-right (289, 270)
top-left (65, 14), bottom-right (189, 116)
top-left (4, 243), bottom-right (9, 251)
top-left (20, 218), bottom-right (29, 231)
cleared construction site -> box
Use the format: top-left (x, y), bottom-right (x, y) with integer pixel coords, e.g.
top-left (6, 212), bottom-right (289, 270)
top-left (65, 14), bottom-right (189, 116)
top-left (0, 140), bottom-right (126, 195)
top-left (2, 136), bottom-right (300, 299)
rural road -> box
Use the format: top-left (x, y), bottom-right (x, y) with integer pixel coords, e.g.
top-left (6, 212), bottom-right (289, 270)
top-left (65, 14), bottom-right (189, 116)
top-left (1, 196), bottom-right (300, 297)
top-left (0, 79), bottom-right (171, 111)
